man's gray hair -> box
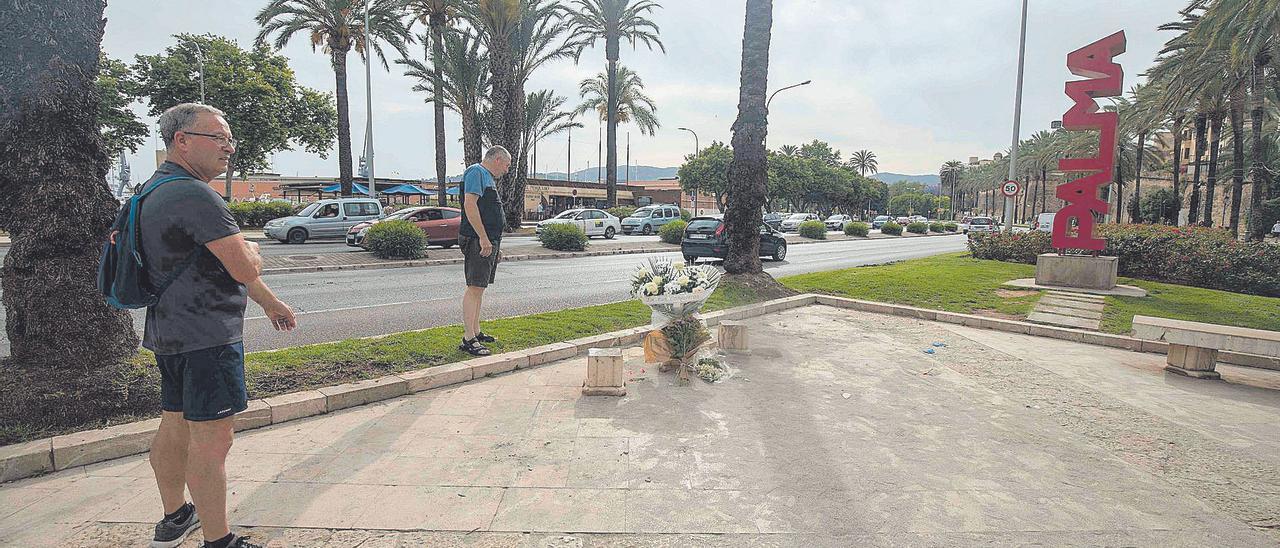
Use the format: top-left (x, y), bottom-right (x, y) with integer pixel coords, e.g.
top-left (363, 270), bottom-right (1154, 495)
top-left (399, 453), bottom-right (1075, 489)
top-left (158, 103), bottom-right (226, 148)
top-left (484, 145), bottom-right (512, 162)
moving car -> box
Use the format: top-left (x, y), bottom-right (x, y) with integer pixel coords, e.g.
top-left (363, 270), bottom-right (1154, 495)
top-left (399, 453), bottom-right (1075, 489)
top-left (621, 204), bottom-right (682, 235)
top-left (1032, 212), bottom-right (1056, 233)
top-left (681, 215), bottom-right (788, 263)
top-left (963, 216), bottom-right (997, 234)
top-left (264, 197), bottom-right (383, 244)
top-left (825, 214), bottom-right (853, 231)
top-left (779, 213), bottom-right (819, 232)
top-left (536, 208), bottom-right (622, 239)
top-left (871, 215), bottom-right (892, 229)
top-left (346, 206), bottom-right (462, 248)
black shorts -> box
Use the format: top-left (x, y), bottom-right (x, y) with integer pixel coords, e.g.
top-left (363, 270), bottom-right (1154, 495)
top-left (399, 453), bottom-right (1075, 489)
top-left (460, 235), bottom-right (501, 288)
top-left (157, 342), bottom-right (248, 422)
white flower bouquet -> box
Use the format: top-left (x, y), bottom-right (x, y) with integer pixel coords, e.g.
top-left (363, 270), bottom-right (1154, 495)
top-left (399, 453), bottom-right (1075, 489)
top-left (629, 258), bottom-right (721, 326)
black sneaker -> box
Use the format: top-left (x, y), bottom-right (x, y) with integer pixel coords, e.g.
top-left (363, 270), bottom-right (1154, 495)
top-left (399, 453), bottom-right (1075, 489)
top-left (205, 534), bottom-right (263, 548)
top-left (151, 502), bottom-right (200, 548)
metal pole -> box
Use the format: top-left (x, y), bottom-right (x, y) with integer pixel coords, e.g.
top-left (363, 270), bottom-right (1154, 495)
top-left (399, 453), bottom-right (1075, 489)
top-left (192, 42), bottom-right (205, 103)
top-left (364, 0), bottom-right (377, 200)
top-left (1003, 0), bottom-right (1028, 233)
top-left (567, 127), bottom-right (572, 181)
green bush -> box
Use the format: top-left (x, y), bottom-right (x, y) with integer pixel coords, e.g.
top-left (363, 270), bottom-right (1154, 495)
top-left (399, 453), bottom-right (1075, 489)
top-left (659, 219), bottom-right (687, 244)
top-left (607, 206), bottom-right (636, 219)
top-left (539, 223), bottom-right (588, 251)
top-left (929, 222), bottom-right (947, 233)
top-left (966, 224), bottom-right (1280, 297)
top-left (945, 223), bottom-right (959, 232)
top-left (680, 209), bottom-right (693, 221)
top-left (844, 222), bottom-right (870, 237)
top-left (881, 221), bottom-right (903, 236)
top-left (364, 220), bottom-right (427, 259)
top-left (798, 220), bottom-right (827, 239)
top-left (229, 201), bottom-right (298, 228)
top-left (906, 222), bottom-right (929, 234)
top-left (1248, 198), bottom-right (1280, 240)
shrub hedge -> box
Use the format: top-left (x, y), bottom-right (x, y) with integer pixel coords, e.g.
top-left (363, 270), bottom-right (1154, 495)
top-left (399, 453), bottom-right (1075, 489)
top-left (607, 206), bottom-right (636, 219)
top-left (798, 220), bottom-right (827, 239)
top-left (966, 224), bottom-right (1280, 297)
top-left (929, 222), bottom-right (947, 233)
top-left (881, 221), bottom-right (903, 236)
top-left (364, 220), bottom-right (427, 259)
top-left (945, 223), bottom-right (959, 232)
top-left (539, 223), bottom-right (588, 251)
top-left (659, 219), bottom-right (687, 244)
top-left (229, 201), bottom-right (297, 228)
top-left (906, 222), bottom-right (929, 234)
top-left (844, 222), bottom-right (870, 237)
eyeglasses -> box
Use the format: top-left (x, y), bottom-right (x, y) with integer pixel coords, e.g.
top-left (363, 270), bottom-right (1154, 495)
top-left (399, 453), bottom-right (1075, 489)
top-left (182, 131), bottom-right (237, 148)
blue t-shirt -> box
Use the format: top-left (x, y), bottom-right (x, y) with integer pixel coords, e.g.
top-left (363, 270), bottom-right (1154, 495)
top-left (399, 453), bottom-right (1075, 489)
top-left (463, 163), bottom-right (496, 196)
top-left (459, 163), bottom-right (505, 241)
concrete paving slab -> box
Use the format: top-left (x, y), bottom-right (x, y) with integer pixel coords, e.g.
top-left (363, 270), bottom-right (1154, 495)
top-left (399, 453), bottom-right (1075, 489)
top-left (1027, 311), bottom-right (1101, 330)
top-left (1036, 304), bottom-right (1104, 320)
top-left (1039, 296), bottom-right (1106, 311)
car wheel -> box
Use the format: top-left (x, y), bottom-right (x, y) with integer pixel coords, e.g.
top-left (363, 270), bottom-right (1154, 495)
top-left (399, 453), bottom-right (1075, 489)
top-left (684, 254), bottom-right (697, 263)
top-left (772, 242), bottom-right (787, 261)
top-left (604, 226), bottom-right (616, 239)
top-left (441, 241), bottom-right (455, 249)
top-left (641, 224), bottom-right (652, 235)
top-left (287, 228), bottom-right (307, 244)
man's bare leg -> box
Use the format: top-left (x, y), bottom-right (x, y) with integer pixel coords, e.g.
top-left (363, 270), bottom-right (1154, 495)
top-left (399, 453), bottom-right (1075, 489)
top-left (463, 286), bottom-right (485, 340)
top-left (185, 416), bottom-right (235, 541)
top-left (150, 411), bottom-right (191, 514)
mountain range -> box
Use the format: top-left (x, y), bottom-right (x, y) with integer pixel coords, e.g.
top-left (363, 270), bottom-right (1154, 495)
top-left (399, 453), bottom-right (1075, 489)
top-left (534, 165), bottom-right (679, 183)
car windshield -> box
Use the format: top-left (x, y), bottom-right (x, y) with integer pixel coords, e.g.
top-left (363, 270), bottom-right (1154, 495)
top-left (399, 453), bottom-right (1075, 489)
top-left (554, 210), bottom-right (580, 219)
top-left (387, 209), bottom-right (418, 220)
top-left (972, 218), bottom-right (992, 225)
top-left (787, 214), bottom-right (809, 220)
top-left (687, 219), bottom-right (721, 231)
top-left (826, 215), bottom-right (844, 221)
top-left (296, 203), bottom-right (319, 217)
top-left (630, 210), bottom-right (652, 218)
top-left (875, 216), bottom-right (889, 221)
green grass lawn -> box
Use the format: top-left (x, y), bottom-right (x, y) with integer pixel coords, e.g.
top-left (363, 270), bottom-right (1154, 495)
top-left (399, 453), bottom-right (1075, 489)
top-left (779, 253), bottom-right (1042, 317)
top-left (1101, 279), bottom-right (1280, 335)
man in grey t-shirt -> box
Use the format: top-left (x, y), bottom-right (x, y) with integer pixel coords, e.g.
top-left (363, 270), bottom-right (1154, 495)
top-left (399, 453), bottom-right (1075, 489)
top-left (138, 104), bottom-right (295, 548)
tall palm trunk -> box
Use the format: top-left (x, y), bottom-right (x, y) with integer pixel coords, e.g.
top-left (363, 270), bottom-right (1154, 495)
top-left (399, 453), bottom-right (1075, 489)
top-left (1247, 63), bottom-right (1270, 241)
top-left (489, 40), bottom-right (523, 230)
top-left (1131, 131), bottom-right (1145, 223)
top-left (723, 0), bottom-right (772, 275)
top-left (332, 48), bottom-right (354, 196)
top-left (431, 19), bottom-right (448, 206)
top-left (461, 108), bottom-right (482, 166)
top-left (604, 35), bottom-right (620, 206)
top-left (1, 0), bottom-right (152, 429)
top-left (1203, 113), bottom-right (1222, 226)
top-left (1228, 91), bottom-right (1246, 235)
top-left (1188, 113), bottom-right (1206, 225)
top-left (1171, 115), bottom-right (1184, 222)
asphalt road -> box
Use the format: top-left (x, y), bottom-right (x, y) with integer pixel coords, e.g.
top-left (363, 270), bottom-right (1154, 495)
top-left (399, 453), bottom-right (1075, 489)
top-left (0, 234), bottom-right (967, 355)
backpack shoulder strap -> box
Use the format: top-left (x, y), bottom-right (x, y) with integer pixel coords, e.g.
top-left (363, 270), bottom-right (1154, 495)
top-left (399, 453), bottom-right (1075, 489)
top-left (136, 175), bottom-right (194, 199)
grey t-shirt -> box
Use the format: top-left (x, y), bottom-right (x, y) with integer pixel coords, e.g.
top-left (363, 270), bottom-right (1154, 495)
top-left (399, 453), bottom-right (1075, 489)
top-left (139, 162), bottom-right (247, 355)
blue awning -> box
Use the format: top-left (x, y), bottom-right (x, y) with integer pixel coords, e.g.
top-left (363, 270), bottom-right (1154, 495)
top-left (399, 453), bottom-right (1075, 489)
top-left (383, 184), bottom-right (432, 195)
top-left (320, 183), bottom-right (371, 195)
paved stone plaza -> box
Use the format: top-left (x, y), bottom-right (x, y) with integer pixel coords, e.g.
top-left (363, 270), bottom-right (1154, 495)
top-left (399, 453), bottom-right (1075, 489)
top-left (2, 306), bottom-right (1278, 547)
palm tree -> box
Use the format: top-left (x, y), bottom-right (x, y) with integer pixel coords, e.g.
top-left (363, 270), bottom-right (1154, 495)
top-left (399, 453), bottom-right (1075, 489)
top-left (722, 0), bottom-right (772, 275)
top-left (524, 90), bottom-right (583, 178)
top-left (849, 149), bottom-right (878, 177)
top-left (777, 144), bottom-right (799, 157)
top-left (939, 160), bottom-right (965, 220)
top-left (407, 0), bottom-right (464, 206)
top-left (256, 0), bottom-right (413, 197)
top-left (400, 29), bottom-right (489, 168)
top-left (1, 0), bottom-right (150, 436)
top-left (566, 0), bottom-right (665, 207)
top-left (574, 65), bottom-right (660, 135)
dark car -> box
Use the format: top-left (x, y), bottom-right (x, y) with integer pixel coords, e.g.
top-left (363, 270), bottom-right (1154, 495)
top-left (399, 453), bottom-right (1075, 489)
top-left (681, 215), bottom-right (787, 263)
top-left (871, 215), bottom-right (891, 229)
top-left (762, 212), bottom-right (784, 231)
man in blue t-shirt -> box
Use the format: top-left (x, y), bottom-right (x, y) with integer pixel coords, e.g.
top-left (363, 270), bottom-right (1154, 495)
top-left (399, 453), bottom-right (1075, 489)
top-left (458, 146), bottom-right (511, 356)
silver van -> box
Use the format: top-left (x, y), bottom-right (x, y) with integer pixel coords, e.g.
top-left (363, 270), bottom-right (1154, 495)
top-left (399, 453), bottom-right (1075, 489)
top-left (264, 198), bottom-right (384, 244)
top-left (621, 204), bottom-right (682, 235)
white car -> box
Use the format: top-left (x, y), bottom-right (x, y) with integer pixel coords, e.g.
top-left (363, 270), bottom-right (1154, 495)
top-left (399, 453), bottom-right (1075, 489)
top-left (1033, 212), bottom-right (1056, 233)
top-left (780, 213), bottom-right (819, 232)
top-left (909, 215), bottom-right (929, 225)
top-left (963, 216), bottom-right (997, 234)
top-left (1272, 220), bottom-right (1280, 236)
top-left (535, 208), bottom-right (621, 239)
top-left (824, 214), bottom-right (853, 231)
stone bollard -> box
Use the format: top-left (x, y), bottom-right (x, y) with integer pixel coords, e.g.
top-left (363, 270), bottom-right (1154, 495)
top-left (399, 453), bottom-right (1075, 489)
top-left (718, 321), bottom-right (749, 353)
top-left (583, 348), bottom-right (626, 396)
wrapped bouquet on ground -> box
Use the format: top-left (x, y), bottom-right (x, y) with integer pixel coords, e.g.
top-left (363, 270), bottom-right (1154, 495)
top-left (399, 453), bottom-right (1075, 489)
top-left (630, 259), bottom-right (721, 382)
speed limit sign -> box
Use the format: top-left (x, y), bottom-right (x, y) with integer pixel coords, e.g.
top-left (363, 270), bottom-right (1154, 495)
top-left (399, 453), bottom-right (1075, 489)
top-left (1001, 180), bottom-right (1021, 197)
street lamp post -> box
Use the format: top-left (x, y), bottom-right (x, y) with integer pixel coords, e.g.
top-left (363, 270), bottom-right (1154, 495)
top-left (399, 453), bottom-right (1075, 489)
top-left (1003, 0), bottom-right (1029, 233)
top-left (767, 80), bottom-right (812, 110)
top-left (191, 42), bottom-right (206, 103)
top-left (677, 127), bottom-right (699, 215)
top-left (364, 0), bottom-right (377, 200)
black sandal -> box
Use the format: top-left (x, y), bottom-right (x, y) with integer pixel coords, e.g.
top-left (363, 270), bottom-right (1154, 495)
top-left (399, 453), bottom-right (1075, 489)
top-left (476, 331), bottom-right (496, 343)
top-left (460, 337), bottom-right (492, 356)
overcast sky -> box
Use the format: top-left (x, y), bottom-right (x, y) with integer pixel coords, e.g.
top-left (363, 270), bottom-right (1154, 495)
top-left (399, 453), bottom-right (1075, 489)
top-left (102, 0), bottom-right (1181, 183)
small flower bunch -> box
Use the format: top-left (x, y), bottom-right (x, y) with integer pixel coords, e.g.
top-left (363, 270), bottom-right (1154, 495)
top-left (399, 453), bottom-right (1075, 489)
top-left (630, 259), bottom-right (721, 298)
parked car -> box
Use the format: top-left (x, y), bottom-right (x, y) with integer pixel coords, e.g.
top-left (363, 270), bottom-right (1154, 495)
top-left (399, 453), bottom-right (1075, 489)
top-left (871, 215), bottom-right (892, 229)
top-left (895, 216), bottom-right (912, 226)
top-left (1272, 220), bottom-right (1280, 236)
top-left (264, 197), bottom-right (383, 244)
top-left (779, 213), bottom-right (819, 232)
top-left (1032, 212), bottom-right (1056, 233)
top-left (908, 215), bottom-right (929, 225)
top-left (963, 216), bottom-right (997, 235)
top-left (681, 215), bottom-right (788, 263)
top-left (346, 206), bottom-right (461, 248)
top-left (536, 208), bottom-right (622, 239)
top-left (825, 214), bottom-right (853, 231)
top-left (620, 204), bottom-right (682, 235)
top-left (762, 212), bottom-right (785, 231)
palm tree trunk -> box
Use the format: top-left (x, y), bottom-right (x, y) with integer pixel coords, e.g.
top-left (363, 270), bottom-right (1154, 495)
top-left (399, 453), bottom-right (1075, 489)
top-left (1229, 95), bottom-right (1246, 235)
top-left (1247, 64), bottom-right (1270, 241)
top-left (1131, 131), bottom-right (1145, 223)
top-left (1, 0), bottom-right (151, 430)
top-left (332, 49), bottom-right (354, 196)
top-left (723, 0), bottom-right (772, 275)
top-left (1171, 115), bottom-right (1184, 221)
top-left (1188, 113), bottom-right (1206, 225)
top-left (462, 104), bottom-right (481, 166)
top-left (1041, 167), bottom-right (1048, 214)
top-left (1203, 113), bottom-right (1222, 226)
top-left (488, 41), bottom-right (523, 230)
top-left (432, 23), bottom-right (448, 207)
top-left (605, 36), bottom-right (620, 207)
